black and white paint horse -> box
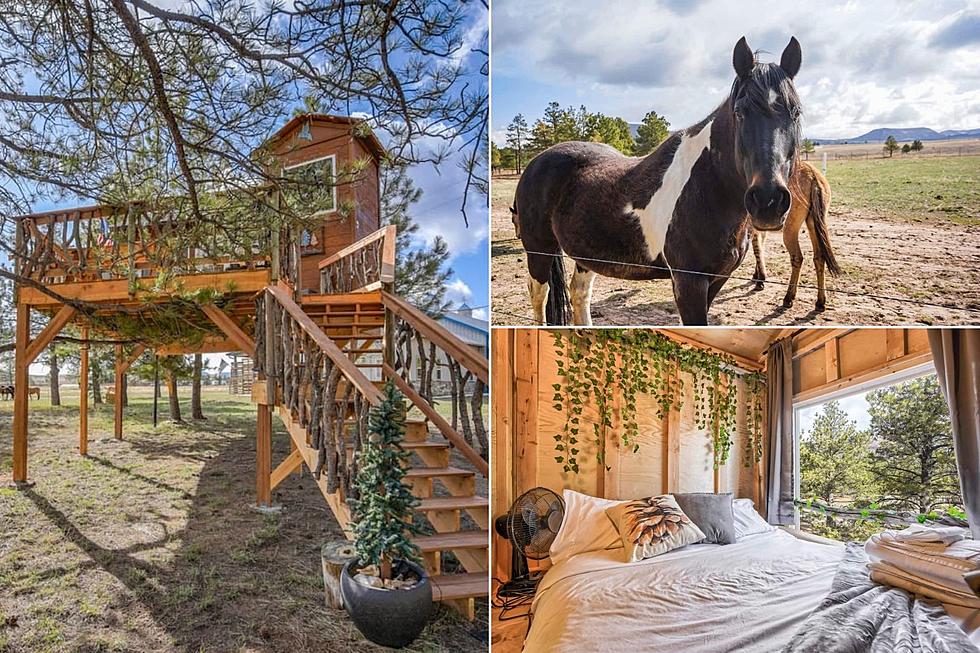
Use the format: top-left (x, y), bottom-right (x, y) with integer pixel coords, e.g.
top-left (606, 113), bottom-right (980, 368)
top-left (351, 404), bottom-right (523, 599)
top-left (512, 36), bottom-right (804, 325)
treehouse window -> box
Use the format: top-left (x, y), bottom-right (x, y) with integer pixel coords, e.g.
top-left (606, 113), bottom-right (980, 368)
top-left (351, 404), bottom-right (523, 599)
top-left (284, 154), bottom-right (337, 254)
top-left (793, 364), bottom-right (964, 542)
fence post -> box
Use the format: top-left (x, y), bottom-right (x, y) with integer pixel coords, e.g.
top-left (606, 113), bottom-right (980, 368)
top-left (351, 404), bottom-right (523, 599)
top-left (822, 151), bottom-right (827, 176)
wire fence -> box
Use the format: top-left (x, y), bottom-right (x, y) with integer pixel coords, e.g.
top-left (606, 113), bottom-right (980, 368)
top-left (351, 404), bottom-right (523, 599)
top-left (489, 247), bottom-right (980, 325)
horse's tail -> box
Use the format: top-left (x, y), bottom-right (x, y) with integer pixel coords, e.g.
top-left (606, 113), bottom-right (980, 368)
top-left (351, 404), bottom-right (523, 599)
top-left (545, 256), bottom-right (571, 325)
top-left (807, 180), bottom-right (841, 276)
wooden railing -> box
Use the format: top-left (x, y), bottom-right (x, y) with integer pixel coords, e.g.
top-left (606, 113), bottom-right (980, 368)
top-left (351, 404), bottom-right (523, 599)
top-left (381, 291), bottom-right (489, 477)
top-left (318, 225), bottom-right (395, 294)
top-left (255, 285), bottom-right (383, 497)
top-left (14, 205), bottom-right (269, 284)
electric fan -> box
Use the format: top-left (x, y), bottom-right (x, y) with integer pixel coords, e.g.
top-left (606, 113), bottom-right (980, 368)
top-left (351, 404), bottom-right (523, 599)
top-left (494, 486), bottom-right (564, 614)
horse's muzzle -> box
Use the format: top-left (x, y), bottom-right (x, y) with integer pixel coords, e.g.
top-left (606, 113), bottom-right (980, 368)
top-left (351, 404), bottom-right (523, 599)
top-left (745, 184), bottom-right (790, 230)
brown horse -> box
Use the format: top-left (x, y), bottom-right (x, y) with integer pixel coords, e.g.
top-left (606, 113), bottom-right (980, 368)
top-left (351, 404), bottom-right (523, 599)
top-left (28, 387), bottom-right (41, 400)
top-left (751, 159), bottom-right (840, 310)
top-left (0, 385), bottom-right (13, 400)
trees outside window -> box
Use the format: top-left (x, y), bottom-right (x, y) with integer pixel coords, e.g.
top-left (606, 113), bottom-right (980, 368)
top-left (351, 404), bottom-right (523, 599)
top-left (797, 373), bottom-right (964, 541)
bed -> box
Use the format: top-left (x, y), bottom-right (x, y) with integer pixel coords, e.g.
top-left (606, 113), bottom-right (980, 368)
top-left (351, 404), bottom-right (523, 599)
top-left (523, 528), bottom-right (980, 652)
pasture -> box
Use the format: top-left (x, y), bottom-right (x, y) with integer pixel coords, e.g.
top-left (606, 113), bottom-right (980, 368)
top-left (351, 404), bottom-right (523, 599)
top-left (491, 154), bottom-right (980, 325)
top-left (0, 386), bottom-right (487, 653)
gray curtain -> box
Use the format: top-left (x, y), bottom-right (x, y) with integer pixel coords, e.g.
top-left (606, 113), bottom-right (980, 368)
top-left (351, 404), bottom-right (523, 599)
top-left (766, 338), bottom-right (796, 525)
top-left (928, 329), bottom-right (980, 539)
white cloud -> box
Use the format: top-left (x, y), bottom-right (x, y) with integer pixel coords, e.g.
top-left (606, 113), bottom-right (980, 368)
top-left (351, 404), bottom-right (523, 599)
top-left (445, 278), bottom-right (474, 306)
top-left (471, 307), bottom-right (488, 320)
top-left (493, 0), bottom-right (980, 138)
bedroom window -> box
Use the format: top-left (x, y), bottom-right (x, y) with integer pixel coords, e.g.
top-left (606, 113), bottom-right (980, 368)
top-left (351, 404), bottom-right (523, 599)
top-left (793, 365), bottom-right (965, 542)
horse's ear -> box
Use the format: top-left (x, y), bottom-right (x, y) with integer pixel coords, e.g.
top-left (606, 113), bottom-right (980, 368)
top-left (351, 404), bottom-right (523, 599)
top-left (780, 36), bottom-right (802, 79)
top-left (733, 36), bottom-right (754, 79)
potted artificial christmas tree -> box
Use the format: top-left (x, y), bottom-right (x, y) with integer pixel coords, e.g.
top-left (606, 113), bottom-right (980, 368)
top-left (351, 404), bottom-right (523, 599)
top-left (340, 381), bottom-right (433, 648)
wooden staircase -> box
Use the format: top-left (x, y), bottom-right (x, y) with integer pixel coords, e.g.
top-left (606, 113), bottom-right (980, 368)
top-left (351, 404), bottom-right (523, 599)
top-left (253, 227), bottom-right (489, 619)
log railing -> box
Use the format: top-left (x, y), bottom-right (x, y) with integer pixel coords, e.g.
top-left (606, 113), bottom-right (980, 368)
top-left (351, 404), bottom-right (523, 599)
top-left (14, 205), bottom-right (268, 284)
top-left (381, 290), bottom-right (489, 477)
top-left (318, 225), bottom-right (395, 294)
top-left (255, 284), bottom-right (383, 497)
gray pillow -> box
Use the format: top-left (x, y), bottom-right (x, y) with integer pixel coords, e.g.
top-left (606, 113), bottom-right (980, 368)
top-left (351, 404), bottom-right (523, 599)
top-left (673, 493), bottom-right (736, 544)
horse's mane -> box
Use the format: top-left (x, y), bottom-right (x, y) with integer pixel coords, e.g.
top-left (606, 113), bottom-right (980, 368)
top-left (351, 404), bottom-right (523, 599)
top-left (729, 62), bottom-right (803, 146)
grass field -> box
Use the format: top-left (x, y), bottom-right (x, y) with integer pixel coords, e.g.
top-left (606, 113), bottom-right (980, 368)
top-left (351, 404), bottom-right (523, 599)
top-left (0, 386), bottom-right (488, 653)
top-left (491, 154), bottom-right (980, 325)
top-left (825, 155), bottom-right (980, 225)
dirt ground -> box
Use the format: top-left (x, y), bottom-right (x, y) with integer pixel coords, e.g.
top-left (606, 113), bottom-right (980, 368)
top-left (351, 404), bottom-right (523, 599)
top-left (491, 161), bottom-right (980, 326)
top-left (0, 386), bottom-right (488, 653)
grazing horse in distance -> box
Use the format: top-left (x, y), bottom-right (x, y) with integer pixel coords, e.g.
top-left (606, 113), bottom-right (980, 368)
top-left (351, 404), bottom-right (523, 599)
top-left (0, 385), bottom-right (13, 400)
top-left (751, 159), bottom-right (841, 310)
top-left (28, 387), bottom-right (41, 400)
top-left (513, 36), bottom-right (805, 325)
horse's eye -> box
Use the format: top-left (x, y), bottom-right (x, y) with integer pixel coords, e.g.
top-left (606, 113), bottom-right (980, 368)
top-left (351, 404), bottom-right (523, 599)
top-left (733, 108), bottom-right (744, 121)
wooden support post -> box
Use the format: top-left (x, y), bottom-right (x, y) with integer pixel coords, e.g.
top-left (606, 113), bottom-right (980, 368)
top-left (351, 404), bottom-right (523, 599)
top-left (79, 328), bottom-right (89, 456)
top-left (12, 303), bottom-right (30, 483)
top-left (114, 344), bottom-right (124, 440)
top-left (256, 403), bottom-right (272, 506)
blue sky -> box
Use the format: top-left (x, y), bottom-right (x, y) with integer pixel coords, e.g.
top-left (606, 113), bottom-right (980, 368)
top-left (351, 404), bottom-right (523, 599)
top-left (492, 0), bottom-right (980, 145)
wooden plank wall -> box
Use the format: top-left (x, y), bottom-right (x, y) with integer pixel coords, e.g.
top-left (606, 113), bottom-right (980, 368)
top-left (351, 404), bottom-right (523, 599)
top-left (793, 328), bottom-right (931, 402)
top-left (492, 329), bottom-right (763, 581)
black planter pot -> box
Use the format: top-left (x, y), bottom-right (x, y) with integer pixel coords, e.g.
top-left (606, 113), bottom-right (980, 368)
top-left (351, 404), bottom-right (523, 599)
top-left (340, 558), bottom-right (433, 648)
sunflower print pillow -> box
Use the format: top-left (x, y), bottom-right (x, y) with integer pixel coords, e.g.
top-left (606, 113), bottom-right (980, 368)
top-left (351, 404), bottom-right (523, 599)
top-left (606, 494), bottom-right (706, 562)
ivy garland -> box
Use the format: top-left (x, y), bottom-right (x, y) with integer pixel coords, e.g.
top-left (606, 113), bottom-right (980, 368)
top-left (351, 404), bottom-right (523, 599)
top-left (551, 330), bottom-right (766, 475)
top-left (743, 372), bottom-right (767, 464)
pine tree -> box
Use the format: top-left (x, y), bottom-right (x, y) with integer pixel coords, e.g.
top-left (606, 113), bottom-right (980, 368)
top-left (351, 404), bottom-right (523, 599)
top-left (348, 381), bottom-right (422, 581)
top-left (799, 401), bottom-right (873, 504)
top-left (381, 163), bottom-right (453, 316)
top-left (506, 114), bottom-right (530, 173)
top-left (634, 110), bottom-right (671, 155)
top-left (868, 376), bottom-right (960, 513)
top-left (883, 135), bottom-right (900, 157)
top-left (802, 138), bottom-right (816, 160)
top-left (589, 115), bottom-right (635, 154)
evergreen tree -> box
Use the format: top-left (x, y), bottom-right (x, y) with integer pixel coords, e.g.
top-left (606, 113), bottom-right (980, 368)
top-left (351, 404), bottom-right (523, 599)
top-left (348, 381), bottom-right (421, 581)
top-left (381, 164), bottom-right (453, 316)
top-left (589, 115), bottom-right (635, 154)
top-left (868, 376), bottom-right (960, 513)
top-left (883, 135), bottom-right (900, 157)
top-left (634, 110), bottom-right (671, 155)
top-left (506, 114), bottom-right (530, 173)
top-left (911, 139), bottom-right (924, 152)
top-left (799, 401), bottom-right (873, 504)
top-left (802, 138), bottom-right (816, 160)
top-left (902, 143), bottom-right (912, 154)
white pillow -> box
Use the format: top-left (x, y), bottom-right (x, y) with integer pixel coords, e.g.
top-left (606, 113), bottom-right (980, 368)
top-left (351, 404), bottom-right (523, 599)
top-left (733, 498), bottom-right (776, 539)
top-left (549, 489), bottom-right (626, 564)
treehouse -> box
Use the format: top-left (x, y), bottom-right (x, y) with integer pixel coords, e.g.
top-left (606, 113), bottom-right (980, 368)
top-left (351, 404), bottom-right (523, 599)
top-left (8, 114), bottom-right (489, 617)
top-left (491, 327), bottom-right (978, 652)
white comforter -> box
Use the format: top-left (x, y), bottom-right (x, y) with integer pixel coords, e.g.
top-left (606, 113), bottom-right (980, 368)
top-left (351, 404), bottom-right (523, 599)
top-left (523, 529), bottom-right (980, 652)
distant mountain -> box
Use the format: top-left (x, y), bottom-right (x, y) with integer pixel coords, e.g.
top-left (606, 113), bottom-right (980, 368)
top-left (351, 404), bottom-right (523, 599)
top-left (809, 127), bottom-right (980, 144)
top-left (628, 122), bottom-right (641, 139)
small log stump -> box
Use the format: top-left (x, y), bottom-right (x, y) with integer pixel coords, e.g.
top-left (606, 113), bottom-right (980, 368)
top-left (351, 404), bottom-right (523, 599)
top-left (322, 540), bottom-right (356, 609)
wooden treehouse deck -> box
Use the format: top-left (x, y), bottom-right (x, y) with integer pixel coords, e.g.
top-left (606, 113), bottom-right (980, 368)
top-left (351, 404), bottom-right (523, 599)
top-left (8, 211), bottom-right (490, 617)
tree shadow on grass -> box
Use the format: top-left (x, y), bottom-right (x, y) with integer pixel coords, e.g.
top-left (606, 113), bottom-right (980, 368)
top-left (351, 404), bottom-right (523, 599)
top-left (1, 394), bottom-right (487, 652)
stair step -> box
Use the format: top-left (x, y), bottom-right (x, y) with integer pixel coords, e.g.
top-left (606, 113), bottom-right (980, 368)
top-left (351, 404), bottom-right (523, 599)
top-left (430, 573), bottom-right (488, 601)
top-left (403, 441), bottom-right (450, 451)
top-left (405, 467), bottom-right (474, 479)
top-left (417, 496), bottom-right (488, 512)
top-left (413, 530), bottom-right (489, 552)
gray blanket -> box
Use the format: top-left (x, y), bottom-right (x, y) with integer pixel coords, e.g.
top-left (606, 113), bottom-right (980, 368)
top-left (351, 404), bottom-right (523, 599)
top-left (783, 543), bottom-right (977, 653)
